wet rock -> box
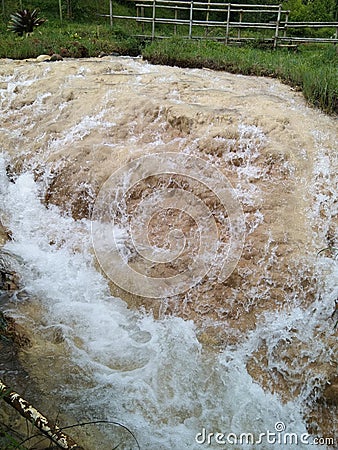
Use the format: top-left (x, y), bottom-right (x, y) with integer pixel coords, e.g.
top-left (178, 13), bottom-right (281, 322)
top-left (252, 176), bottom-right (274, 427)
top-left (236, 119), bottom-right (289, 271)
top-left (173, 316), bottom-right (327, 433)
top-left (323, 377), bottom-right (338, 405)
top-left (0, 313), bottom-right (31, 348)
top-left (0, 259), bottom-right (20, 293)
top-left (36, 54), bottom-right (51, 62)
top-left (49, 54), bottom-right (63, 62)
top-left (0, 221), bottom-right (10, 246)
top-left (0, 271), bottom-right (19, 292)
top-left (0, 222), bottom-right (19, 292)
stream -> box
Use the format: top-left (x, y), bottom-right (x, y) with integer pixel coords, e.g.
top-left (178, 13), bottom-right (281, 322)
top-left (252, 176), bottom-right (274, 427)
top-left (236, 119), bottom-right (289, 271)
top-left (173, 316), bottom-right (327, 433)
top-left (0, 56), bottom-right (337, 449)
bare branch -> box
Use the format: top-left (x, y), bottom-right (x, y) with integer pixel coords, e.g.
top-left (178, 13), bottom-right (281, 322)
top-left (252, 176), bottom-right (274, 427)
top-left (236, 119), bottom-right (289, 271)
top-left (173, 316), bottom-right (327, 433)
top-left (0, 379), bottom-right (85, 449)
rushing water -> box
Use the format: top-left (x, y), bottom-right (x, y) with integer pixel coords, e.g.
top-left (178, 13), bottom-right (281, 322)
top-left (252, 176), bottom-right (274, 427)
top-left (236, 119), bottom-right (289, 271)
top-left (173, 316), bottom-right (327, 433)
top-left (0, 57), bottom-right (337, 449)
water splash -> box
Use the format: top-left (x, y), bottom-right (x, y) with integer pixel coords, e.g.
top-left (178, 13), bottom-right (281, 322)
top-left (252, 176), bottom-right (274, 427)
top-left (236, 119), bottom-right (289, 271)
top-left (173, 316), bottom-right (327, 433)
top-left (0, 57), bottom-right (336, 449)
top-left (1, 150), bottom-right (335, 449)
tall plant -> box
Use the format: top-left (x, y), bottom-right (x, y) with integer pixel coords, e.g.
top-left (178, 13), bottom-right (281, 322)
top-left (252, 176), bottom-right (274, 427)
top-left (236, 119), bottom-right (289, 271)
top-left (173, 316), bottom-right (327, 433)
top-left (8, 9), bottom-right (46, 36)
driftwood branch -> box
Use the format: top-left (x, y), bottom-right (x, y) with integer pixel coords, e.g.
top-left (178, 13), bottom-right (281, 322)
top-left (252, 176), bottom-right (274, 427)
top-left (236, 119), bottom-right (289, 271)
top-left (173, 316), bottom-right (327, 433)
top-left (0, 379), bottom-right (84, 449)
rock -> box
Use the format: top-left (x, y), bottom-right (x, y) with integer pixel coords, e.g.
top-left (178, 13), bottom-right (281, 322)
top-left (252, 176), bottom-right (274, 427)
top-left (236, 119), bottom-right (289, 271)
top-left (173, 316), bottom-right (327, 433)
top-left (0, 313), bottom-right (31, 348)
top-left (98, 52), bottom-right (109, 58)
top-left (0, 270), bottom-right (19, 292)
top-left (323, 377), bottom-right (338, 405)
top-left (71, 43), bottom-right (89, 58)
top-left (0, 223), bottom-right (19, 293)
top-left (36, 54), bottom-right (51, 62)
top-left (0, 221), bottom-right (10, 246)
top-left (60, 47), bottom-right (70, 58)
top-left (49, 54), bottom-right (63, 62)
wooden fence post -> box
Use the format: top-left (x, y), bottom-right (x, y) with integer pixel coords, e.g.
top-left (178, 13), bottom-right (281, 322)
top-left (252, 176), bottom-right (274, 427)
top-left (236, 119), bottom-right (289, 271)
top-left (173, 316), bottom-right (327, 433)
top-left (59, 0), bottom-right (63, 24)
top-left (274, 3), bottom-right (282, 49)
top-left (238, 9), bottom-right (243, 40)
top-left (205, 0), bottom-right (211, 36)
top-left (225, 3), bottom-right (230, 44)
top-left (189, 0), bottom-right (194, 38)
top-left (284, 10), bottom-right (289, 37)
top-left (109, 0), bottom-right (113, 27)
top-left (141, 6), bottom-right (145, 34)
top-left (152, 0), bottom-right (156, 39)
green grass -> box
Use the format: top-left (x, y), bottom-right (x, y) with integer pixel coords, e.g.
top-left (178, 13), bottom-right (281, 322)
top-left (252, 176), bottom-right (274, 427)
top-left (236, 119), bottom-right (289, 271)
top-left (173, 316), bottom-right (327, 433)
top-left (0, 20), bottom-right (141, 58)
top-left (0, 424), bottom-right (27, 450)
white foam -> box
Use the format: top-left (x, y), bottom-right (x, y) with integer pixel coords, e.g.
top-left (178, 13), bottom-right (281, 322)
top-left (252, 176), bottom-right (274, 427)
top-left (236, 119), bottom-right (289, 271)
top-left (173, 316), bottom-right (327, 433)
top-left (0, 58), bottom-right (336, 449)
top-left (1, 153), bottom-right (335, 449)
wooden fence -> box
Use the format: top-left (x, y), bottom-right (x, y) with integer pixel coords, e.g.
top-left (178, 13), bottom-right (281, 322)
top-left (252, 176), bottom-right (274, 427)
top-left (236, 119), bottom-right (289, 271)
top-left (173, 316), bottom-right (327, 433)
top-left (103, 1), bottom-right (338, 48)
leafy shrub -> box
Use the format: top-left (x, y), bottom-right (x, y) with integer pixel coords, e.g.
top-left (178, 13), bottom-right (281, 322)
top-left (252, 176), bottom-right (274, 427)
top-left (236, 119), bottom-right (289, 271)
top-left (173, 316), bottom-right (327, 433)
top-left (8, 9), bottom-right (46, 36)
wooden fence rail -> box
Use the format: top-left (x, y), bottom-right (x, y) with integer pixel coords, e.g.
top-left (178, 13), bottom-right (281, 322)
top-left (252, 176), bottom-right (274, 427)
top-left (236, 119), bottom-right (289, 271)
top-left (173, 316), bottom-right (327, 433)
top-left (102, 1), bottom-right (338, 47)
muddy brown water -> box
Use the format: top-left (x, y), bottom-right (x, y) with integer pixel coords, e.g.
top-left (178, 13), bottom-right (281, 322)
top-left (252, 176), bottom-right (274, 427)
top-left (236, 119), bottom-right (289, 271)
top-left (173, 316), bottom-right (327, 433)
top-left (0, 56), bottom-right (337, 449)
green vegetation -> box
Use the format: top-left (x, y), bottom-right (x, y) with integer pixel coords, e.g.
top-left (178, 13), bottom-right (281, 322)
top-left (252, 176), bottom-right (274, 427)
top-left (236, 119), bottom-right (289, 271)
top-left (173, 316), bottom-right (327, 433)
top-left (0, 431), bottom-right (26, 450)
top-left (0, 2), bottom-right (336, 110)
top-left (0, 21), bottom-right (140, 58)
top-left (8, 9), bottom-right (46, 36)
top-left (284, 0), bottom-right (337, 22)
top-left (0, 423), bottom-right (27, 450)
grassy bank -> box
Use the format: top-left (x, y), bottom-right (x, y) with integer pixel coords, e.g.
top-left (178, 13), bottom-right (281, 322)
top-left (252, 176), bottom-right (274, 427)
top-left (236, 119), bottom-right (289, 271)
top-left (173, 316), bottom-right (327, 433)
top-left (0, 20), bottom-right (337, 114)
top-left (0, 21), bottom-right (141, 58)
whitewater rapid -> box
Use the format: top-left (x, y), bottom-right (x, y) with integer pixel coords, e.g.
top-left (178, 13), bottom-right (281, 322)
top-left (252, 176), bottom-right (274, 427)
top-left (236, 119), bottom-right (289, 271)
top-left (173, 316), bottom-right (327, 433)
top-left (0, 56), bottom-right (337, 449)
